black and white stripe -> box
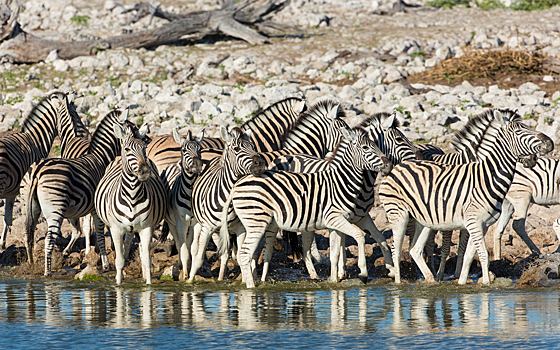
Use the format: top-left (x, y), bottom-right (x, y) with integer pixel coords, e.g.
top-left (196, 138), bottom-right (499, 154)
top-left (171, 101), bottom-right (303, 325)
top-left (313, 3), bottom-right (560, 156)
top-left (219, 127), bottom-right (391, 288)
top-left (0, 93), bottom-right (65, 252)
top-left (187, 126), bottom-right (266, 282)
top-left (379, 109), bottom-right (553, 284)
top-left (160, 129), bottom-right (204, 281)
top-left (94, 123), bottom-right (168, 284)
top-left (25, 108), bottom-right (135, 275)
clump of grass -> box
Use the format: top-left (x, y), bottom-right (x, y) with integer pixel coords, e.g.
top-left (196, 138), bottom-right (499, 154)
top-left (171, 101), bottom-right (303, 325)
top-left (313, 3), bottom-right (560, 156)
top-left (160, 275), bottom-right (174, 281)
top-left (426, 0), bottom-right (469, 9)
top-left (476, 0), bottom-right (506, 9)
top-left (81, 274), bottom-right (105, 281)
top-left (71, 15), bottom-right (90, 26)
top-left (511, 0), bottom-right (560, 10)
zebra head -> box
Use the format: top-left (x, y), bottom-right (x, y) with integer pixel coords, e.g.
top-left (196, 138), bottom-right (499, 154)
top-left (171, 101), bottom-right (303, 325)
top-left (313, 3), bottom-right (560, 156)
top-left (494, 109), bottom-right (554, 166)
top-left (362, 112), bottom-right (424, 163)
top-left (340, 127), bottom-right (393, 176)
top-left (113, 123), bottom-right (151, 182)
top-left (173, 128), bottom-right (203, 175)
top-left (220, 125), bottom-right (266, 177)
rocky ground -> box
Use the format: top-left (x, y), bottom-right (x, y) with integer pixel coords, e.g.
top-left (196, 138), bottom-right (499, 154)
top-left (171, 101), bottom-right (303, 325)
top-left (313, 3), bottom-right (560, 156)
top-left (1, 0), bottom-right (560, 286)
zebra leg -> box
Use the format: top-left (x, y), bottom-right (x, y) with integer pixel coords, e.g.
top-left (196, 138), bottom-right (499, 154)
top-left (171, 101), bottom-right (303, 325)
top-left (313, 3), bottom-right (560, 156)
top-left (301, 231), bottom-right (319, 280)
top-left (511, 204), bottom-right (541, 256)
top-left (424, 229), bottom-right (437, 275)
top-left (261, 229), bottom-right (277, 282)
top-left (111, 227), bottom-right (127, 284)
top-left (190, 223), bottom-right (202, 261)
top-left (91, 213), bottom-right (108, 270)
top-left (329, 230), bottom-right (342, 283)
top-left (138, 227), bottom-right (153, 285)
top-left (188, 225), bottom-right (215, 283)
top-left (409, 226), bottom-right (436, 282)
top-left (357, 216), bottom-right (395, 276)
top-left (338, 237), bottom-right (346, 281)
top-left (82, 214), bottom-right (92, 255)
top-left (124, 232), bottom-right (134, 260)
top-left (453, 229), bottom-right (469, 279)
top-left (0, 197), bottom-right (14, 250)
top-left (459, 220), bottom-right (490, 285)
top-left (326, 217), bottom-right (368, 283)
top-left (436, 231), bottom-right (453, 281)
top-left (554, 219), bottom-right (560, 252)
top-left (174, 217), bottom-right (191, 281)
top-left (310, 234), bottom-right (323, 263)
top-left (62, 218), bottom-right (82, 257)
top-left (492, 199), bottom-right (514, 260)
top-left (386, 213), bottom-right (409, 284)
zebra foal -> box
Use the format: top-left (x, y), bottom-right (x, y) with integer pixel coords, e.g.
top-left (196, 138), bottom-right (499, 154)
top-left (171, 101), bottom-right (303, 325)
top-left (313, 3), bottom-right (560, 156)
top-left (379, 109), bottom-right (553, 285)
top-left (160, 129), bottom-right (204, 280)
top-left (219, 127), bottom-right (392, 288)
top-left (95, 123), bottom-right (167, 284)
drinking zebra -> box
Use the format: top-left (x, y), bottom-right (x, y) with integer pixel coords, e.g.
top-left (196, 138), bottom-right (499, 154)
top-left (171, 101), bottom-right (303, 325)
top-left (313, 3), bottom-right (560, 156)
top-left (94, 123), bottom-right (168, 284)
top-left (379, 109), bottom-right (553, 284)
top-left (160, 129), bottom-right (204, 281)
top-left (25, 108), bottom-right (139, 275)
top-left (267, 112), bottom-right (422, 282)
top-left (187, 126), bottom-right (267, 283)
top-left (0, 93), bottom-right (66, 252)
top-left (219, 127), bottom-right (392, 288)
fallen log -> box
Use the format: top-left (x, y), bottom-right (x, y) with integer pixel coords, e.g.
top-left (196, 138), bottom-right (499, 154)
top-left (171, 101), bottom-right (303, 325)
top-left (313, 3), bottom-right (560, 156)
top-left (0, 0), bottom-right (290, 64)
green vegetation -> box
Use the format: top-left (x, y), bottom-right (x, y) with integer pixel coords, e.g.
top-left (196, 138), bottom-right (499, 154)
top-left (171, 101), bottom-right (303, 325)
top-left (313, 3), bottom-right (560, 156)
top-left (81, 274), bottom-right (105, 281)
top-left (544, 116), bottom-right (554, 125)
top-left (70, 15), bottom-right (90, 26)
top-left (2, 94), bottom-right (23, 105)
top-left (476, 0), bottom-right (506, 9)
top-left (458, 99), bottom-right (470, 111)
top-left (411, 50), bottom-right (426, 59)
top-left (52, 145), bottom-right (61, 157)
top-left (426, 0), bottom-right (560, 10)
top-left (160, 275), bottom-right (174, 281)
top-left (233, 117), bottom-right (244, 126)
top-left (428, 99), bottom-right (437, 107)
top-left (510, 0), bottom-right (560, 10)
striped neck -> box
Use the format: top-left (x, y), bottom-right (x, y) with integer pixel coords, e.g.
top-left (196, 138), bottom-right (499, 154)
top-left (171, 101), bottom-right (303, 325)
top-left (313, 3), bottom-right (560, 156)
top-left (20, 95), bottom-right (60, 158)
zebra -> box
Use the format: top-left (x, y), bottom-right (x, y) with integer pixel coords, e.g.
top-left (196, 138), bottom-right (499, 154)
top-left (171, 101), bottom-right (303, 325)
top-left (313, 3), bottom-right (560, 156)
top-left (491, 158), bottom-right (560, 259)
top-left (266, 112), bottom-right (422, 282)
top-left (160, 128), bottom-right (204, 281)
top-left (0, 92), bottom-right (67, 252)
top-left (25, 108), bottom-right (140, 275)
top-left (186, 125), bottom-right (267, 283)
top-left (219, 127), bottom-right (392, 288)
top-left (379, 109), bottom-right (553, 285)
top-left (146, 97), bottom-right (306, 173)
top-left (94, 122), bottom-right (167, 285)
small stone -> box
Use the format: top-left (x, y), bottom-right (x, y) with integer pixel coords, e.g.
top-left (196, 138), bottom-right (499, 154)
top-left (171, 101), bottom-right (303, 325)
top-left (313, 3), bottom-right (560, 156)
top-left (53, 59), bottom-right (69, 72)
top-left (130, 80), bottom-right (143, 92)
top-left (75, 265), bottom-right (101, 280)
top-left (45, 50), bottom-right (59, 63)
top-left (160, 265), bottom-right (180, 281)
top-left (544, 75), bottom-right (554, 82)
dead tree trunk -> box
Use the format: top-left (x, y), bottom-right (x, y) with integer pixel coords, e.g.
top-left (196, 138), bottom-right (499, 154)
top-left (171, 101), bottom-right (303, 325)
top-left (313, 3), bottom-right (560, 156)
top-left (0, 0), bottom-right (289, 64)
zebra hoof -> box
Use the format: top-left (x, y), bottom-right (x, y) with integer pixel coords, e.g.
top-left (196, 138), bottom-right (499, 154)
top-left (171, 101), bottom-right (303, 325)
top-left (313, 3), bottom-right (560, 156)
top-left (185, 279), bottom-right (195, 284)
top-left (359, 275), bottom-right (368, 284)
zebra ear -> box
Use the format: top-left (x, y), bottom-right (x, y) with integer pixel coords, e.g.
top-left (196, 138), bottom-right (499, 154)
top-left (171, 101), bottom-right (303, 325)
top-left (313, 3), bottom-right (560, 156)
top-left (138, 122), bottom-right (149, 137)
top-left (220, 125), bottom-right (232, 143)
top-left (340, 127), bottom-right (357, 143)
top-left (120, 107), bottom-right (129, 122)
top-left (382, 113), bottom-right (396, 131)
top-left (293, 100), bottom-right (306, 115)
top-left (197, 128), bottom-right (205, 144)
top-left (173, 128), bottom-right (183, 145)
top-left (493, 109), bottom-right (508, 125)
top-left (113, 123), bottom-right (125, 140)
top-left (244, 129), bottom-right (252, 141)
top-left (328, 104), bottom-right (340, 125)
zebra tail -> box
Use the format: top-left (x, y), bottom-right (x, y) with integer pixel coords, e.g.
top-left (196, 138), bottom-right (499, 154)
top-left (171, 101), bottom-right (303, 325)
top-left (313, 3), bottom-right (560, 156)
top-left (158, 221), bottom-right (170, 243)
top-left (24, 172), bottom-right (39, 264)
top-left (218, 190), bottom-right (235, 257)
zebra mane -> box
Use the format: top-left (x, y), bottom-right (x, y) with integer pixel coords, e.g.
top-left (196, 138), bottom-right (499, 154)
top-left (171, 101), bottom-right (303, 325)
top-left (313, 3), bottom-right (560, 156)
top-left (87, 109), bottom-right (125, 156)
top-left (68, 99), bottom-right (92, 141)
top-left (327, 127), bottom-right (368, 165)
top-left (229, 126), bottom-right (244, 137)
top-left (279, 99), bottom-right (346, 147)
top-left (20, 94), bottom-right (59, 134)
top-left (360, 112), bottom-right (400, 129)
top-left (451, 108), bottom-right (520, 161)
top-left (240, 97), bottom-right (305, 131)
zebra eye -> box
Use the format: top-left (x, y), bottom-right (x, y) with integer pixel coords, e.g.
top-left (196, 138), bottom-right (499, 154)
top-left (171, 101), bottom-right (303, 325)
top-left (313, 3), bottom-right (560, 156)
top-left (361, 145), bottom-right (369, 150)
top-left (124, 147), bottom-right (131, 152)
top-left (233, 146), bottom-right (241, 152)
top-left (395, 137), bottom-right (404, 142)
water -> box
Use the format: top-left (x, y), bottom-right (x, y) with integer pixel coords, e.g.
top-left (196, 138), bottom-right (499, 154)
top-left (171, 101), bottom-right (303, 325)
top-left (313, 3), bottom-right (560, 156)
top-left (0, 278), bottom-right (558, 349)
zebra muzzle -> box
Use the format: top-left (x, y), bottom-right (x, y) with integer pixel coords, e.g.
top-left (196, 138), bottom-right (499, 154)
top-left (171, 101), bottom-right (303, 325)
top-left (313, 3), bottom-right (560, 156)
top-left (137, 161), bottom-right (151, 182)
top-left (414, 150), bottom-right (425, 160)
top-left (521, 154), bottom-right (537, 168)
top-left (250, 154), bottom-right (267, 176)
top-left (537, 133), bottom-right (554, 155)
top-left (379, 156), bottom-right (393, 176)
top-left (192, 156), bottom-right (203, 174)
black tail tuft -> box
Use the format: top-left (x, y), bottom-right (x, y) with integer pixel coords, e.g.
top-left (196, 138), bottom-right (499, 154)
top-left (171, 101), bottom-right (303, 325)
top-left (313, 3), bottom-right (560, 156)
top-left (158, 221), bottom-right (170, 243)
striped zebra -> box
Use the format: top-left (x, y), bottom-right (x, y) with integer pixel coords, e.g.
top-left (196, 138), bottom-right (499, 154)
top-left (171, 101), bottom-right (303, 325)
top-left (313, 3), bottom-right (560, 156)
top-left (379, 109), bottom-right (553, 284)
top-left (147, 97), bottom-right (306, 173)
top-left (25, 108), bottom-right (138, 275)
top-left (187, 126), bottom-right (267, 282)
top-left (491, 158), bottom-right (560, 259)
top-left (219, 127), bottom-right (392, 288)
top-left (266, 112), bottom-right (422, 282)
top-left (0, 93), bottom-right (66, 252)
top-left (160, 128), bottom-right (204, 281)
top-left (94, 123), bottom-right (168, 285)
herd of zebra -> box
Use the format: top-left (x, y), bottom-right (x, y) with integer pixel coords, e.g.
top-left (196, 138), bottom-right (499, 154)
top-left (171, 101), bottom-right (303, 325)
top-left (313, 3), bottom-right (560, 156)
top-left (0, 90), bottom-right (558, 287)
